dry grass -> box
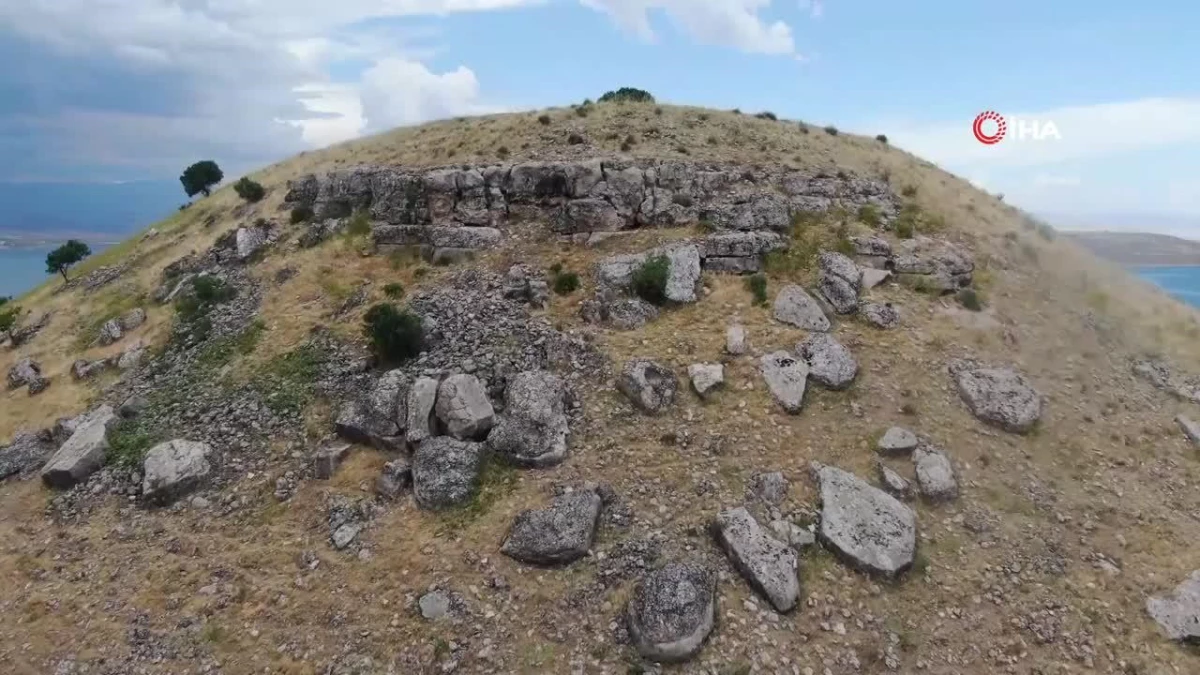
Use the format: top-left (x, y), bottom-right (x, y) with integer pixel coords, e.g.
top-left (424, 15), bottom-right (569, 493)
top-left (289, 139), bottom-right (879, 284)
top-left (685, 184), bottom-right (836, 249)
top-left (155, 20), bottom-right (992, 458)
top-left (4, 101), bottom-right (1200, 673)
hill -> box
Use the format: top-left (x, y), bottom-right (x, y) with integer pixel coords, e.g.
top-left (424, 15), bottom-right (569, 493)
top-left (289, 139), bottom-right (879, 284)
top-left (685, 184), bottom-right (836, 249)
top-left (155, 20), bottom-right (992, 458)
top-left (4, 99), bottom-right (1200, 674)
top-left (1064, 230), bottom-right (1200, 266)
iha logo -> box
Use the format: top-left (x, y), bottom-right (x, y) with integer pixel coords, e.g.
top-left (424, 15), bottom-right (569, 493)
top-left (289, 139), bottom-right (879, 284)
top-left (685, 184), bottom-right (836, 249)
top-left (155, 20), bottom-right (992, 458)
top-left (973, 111), bottom-right (1061, 144)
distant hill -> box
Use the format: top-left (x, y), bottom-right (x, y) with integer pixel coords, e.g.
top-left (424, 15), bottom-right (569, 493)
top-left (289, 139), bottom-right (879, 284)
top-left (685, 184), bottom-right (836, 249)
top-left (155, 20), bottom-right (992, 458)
top-left (0, 180), bottom-right (180, 238)
top-left (1064, 231), bottom-right (1200, 266)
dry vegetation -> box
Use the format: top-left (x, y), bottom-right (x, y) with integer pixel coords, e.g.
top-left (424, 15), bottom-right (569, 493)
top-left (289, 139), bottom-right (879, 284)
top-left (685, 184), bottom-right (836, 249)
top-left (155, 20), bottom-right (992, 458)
top-left (4, 100), bottom-right (1200, 674)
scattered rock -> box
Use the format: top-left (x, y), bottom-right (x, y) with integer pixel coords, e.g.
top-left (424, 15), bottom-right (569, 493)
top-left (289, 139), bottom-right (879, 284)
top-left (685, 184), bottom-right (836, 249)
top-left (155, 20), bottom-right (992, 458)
top-left (116, 340), bottom-right (148, 370)
top-left (617, 359), bottom-right (678, 414)
top-left (487, 370), bottom-right (569, 467)
top-left (419, 591), bottom-right (452, 621)
top-left (877, 426), bottom-right (919, 455)
top-left (502, 489), bottom-right (602, 565)
top-left (435, 373), bottom-right (495, 440)
top-left (0, 430), bottom-right (56, 481)
top-left (861, 302), bottom-right (900, 329)
top-left (861, 267), bottom-right (892, 289)
top-left (313, 441), bottom-right (352, 479)
top-left (328, 496), bottom-right (371, 550)
top-left (405, 376), bottom-right (439, 445)
top-left (687, 363), bottom-right (724, 399)
top-left (950, 361), bottom-right (1043, 433)
top-left (97, 319), bottom-right (124, 346)
top-left (852, 235), bottom-right (892, 258)
top-left (41, 406), bottom-right (116, 489)
top-left (7, 357), bottom-right (42, 390)
top-left (876, 463), bottom-right (913, 500)
top-left (772, 285), bottom-right (830, 331)
top-left (713, 506), bottom-right (799, 612)
top-left (1147, 570), bottom-right (1200, 643)
top-left (746, 471), bottom-right (788, 505)
top-left (580, 292), bottom-right (660, 330)
top-left (817, 251), bottom-right (862, 315)
top-left (797, 333), bottom-right (857, 390)
top-left (141, 440), bottom-right (214, 505)
top-left (1177, 415), bottom-right (1200, 445)
top-left (502, 264), bottom-right (550, 309)
top-left (119, 308), bottom-right (147, 331)
top-left (626, 561), bottom-right (715, 663)
top-left (376, 458), bottom-right (412, 499)
top-left (770, 520), bottom-right (817, 550)
top-left (760, 351), bottom-right (808, 414)
top-left (411, 437), bottom-right (487, 510)
top-left (71, 358), bottom-right (110, 381)
top-left (812, 462), bottom-right (916, 578)
top-left (913, 445), bottom-right (958, 502)
top-left (725, 323), bottom-right (747, 355)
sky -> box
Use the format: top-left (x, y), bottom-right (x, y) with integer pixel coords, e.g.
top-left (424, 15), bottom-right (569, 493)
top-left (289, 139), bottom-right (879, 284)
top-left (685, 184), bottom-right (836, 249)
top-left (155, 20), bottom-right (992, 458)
top-left (1, 1), bottom-right (1198, 234)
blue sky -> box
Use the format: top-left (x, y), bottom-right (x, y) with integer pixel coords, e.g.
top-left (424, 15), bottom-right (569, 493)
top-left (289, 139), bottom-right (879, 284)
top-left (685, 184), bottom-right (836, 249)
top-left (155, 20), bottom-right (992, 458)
top-left (1, 1), bottom-right (1198, 233)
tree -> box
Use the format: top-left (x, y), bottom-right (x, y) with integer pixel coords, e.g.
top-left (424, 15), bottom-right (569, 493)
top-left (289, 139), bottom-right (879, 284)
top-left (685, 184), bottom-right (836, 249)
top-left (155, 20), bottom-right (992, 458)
top-left (46, 240), bottom-right (92, 282)
top-left (233, 177), bottom-right (265, 202)
top-left (180, 160), bottom-right (224, 198)
top-left (598, 87), bottom-right (655, 104)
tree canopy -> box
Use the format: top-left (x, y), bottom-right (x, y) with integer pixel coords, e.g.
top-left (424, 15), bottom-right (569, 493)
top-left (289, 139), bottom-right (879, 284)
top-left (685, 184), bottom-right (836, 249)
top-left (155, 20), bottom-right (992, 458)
top-left (46, 239), bottom-right (92, 282)
top-left (180, 160), bottom-right (224, 198)
top-left (598, 87), bottom-right (655, 104)
top-left (233, 176), bottom-right (265, 202)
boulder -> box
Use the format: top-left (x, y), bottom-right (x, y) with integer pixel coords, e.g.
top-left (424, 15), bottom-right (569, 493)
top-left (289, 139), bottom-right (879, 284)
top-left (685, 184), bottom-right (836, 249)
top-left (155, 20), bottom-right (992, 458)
top-left (1177, 415), bottom-right (1200, 446)
top-left (141, 439), bottom-right (213, 505)
top-left (726, 323), bottom-right (747, 355)
top-left (405, 376), bottom-right (439, 445)
top-left (435, 374), bottom-right (495, 440)
top-left (116, 341), bottom-right (148, 370)
top-left (687, 363), bottom-right (724, 399)
top-left (335, 370), bottom-right (408, 450)
top-left (950, 362), bottom-right (1043, 433)
top-left (797, 333), bottom-right (857, 390)
top-left (595, 243), bottom-right (702, 303)
top-left (812, 463), bottom-right (916, 578)
top-left (0, 430), bottom-right (56, 481)
top-left (627, 562), bottom-right (716, 663)
top-left (617, 359), bottom-right (678, 414)
top-left (27, 376), bottom-right (50, 396)
top-left (7, 357), bottom-right (42, 390)
top-left (119, 308), bottom-right (147, 331)
top-left (712, 506), bottom-right (799, 612)
top-left (861, 301), bottom-right (900, 329)
top-left (376, 458), bottom-right (412, 499)
top-left (41, 405), bottom-right (116, 489)
top-left (235, 225), bottom-right (268, 260)
top-left (877, 463), bottom-right (913, 500)
top-left (313, 441), bottom-right (352, 479)
top-left (772, 285), bottom-right (830, 331)
top-left (1147, 570), bottom-right (1200, 643)
top-left (851, 236), bottom-right (891, 257)
top-left (861, 267), bottom-right (892, 289)
top-left (760, 351), bottom-right (808, 414)
top-left (818, 274), bottom-right (859, 315)
top-left (70, 358), bottom-right (110, 381)
top-left (97, 318), bottom-right (124, 346)
top-left (819, 251), bottom-right (863, 287)
top-left (579, 292), bottom-right (661, 330)
top-left (502, 489), bottom-right (602, 565)
top-left (913, 445), bottom-right (958, 502)
top-left (411, 437), bottom-right (487, 510)
top-left (488, 370), bottom-right (569, 467)
top-left (419, 591), bottom-right (452, 621)
top-left (877, 426), bottom-right (919, 455)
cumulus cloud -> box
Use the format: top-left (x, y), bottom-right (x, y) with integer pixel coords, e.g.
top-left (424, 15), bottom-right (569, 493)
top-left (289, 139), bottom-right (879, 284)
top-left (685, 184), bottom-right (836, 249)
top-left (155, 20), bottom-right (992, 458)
top-left (581, 0), bottom-right (796, 55)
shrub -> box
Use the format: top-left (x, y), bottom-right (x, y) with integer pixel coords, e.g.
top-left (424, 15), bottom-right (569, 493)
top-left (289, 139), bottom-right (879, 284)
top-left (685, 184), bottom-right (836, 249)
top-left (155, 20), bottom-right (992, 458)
top-left (731, 108), bottom-right (742, 115)
top-left (598, 87), bottom-right (654, 104)
top-left (755, 111), bottom-right (778, 121)
top-left (383, 282), bottom-right (405, 299)
top-left (798, 123), bottom-right (809, 134)
top-left (552, 270), bottom-right (581, 295)
top-left (707, 135), bottom-right (719, 146)
top-left (290, 205), bottom-right (314, 224)
top-left (180, 160), bottom-right (224, 198)
top-left (894, 205), bottom-right (919, 239)
top-left (745, 274), bottom-right (768, 306)
top-left (901, 185), bottom-right (918, 198)
top-left (654, 107), bottom-right (663, 115)
top-left (497, 146), bottom-right (510, 159)
top-left (537, 114), bottom-right (551, 125)
top-left (567, 133), bottom-right (585, 145)
top-left (631, 254), bottom-right (670, 306)
top-left (233, 177), bottom-right (265, 203)
top-left (857, 204), bottom-right (881, 227)
top-left (345, 209), bottom-right (371, 237)
top-left (620, 140), bottom-right (633, 152)
top-left (0, 302), bottom-right (19, 332)
top-left (956, 288), bottom-right (983, 311)
top-left (106, 418), bottom-right (159, 469)
top-left (875, 134), bottom-right (889, 144)
top-left (363, 303), bottom-right (425, 364)
top-left (575, 105), bottom-right (589, 117)
top-left (824, 125), bottom-right (839, 136)
top-left (45, 239), bottom-right (92, 282)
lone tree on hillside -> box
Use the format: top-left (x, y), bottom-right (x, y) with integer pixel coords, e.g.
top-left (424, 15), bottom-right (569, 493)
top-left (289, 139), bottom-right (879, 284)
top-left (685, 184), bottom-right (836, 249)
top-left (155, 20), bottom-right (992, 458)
top-left (598, 87), bottom-right (655, 104)
top-left (180, 160), bottom-right (224, 198)
top-left (46, 240), bottom-right (92, 282)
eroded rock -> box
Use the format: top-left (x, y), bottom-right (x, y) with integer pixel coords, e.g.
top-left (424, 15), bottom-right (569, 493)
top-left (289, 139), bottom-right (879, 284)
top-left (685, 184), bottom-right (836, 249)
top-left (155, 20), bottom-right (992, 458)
top-left (877, 426), bottom-right (919, 455)
top-left (0, 430), bottom-right (55, 481)
top-left (798, 333), bottom-right (857, 390)
top-left (761, 351), bottom-right (808, 414)
top-left (1147, 570), bottom-right (1200, 643)
top-left (687, 363), bottom-right (724, 399)
top-left (502, 489), bottom-right (602, 565)
top-left (142, 439), bottom-right (213, 505)
top-left (812, 463), bottom-right (916, 578)
top-left (488, 370), bottom-right (569, 467)
top-left (627, 562), bottom-right (715, 663)
top-left (405, 376), bottom-right (439, 445)
top-left (950, 361), bottom-right (1043, 433)
top-left (411, 437), bottom-right (487, 510)
top-left (41, 405), bottom-right (116, 489)
top-left (435, 374), bottom-right (495, 440)
top-left (618, 359), bottom-right (678, 414)
top-left (861, 302), bottom-right (900, 329)
top-left (713, 506), bottom-right (799, 612)
top-left (726, 323), bottom-right (747, 355)
top-left (773, 285), bottom-right (830, 331)
top-left (913, 445), bottom-right (958, 502)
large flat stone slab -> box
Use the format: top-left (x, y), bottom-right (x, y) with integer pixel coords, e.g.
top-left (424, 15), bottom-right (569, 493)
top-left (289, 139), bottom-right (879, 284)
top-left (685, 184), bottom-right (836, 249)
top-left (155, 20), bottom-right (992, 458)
top-left (1147, 570), bottom-right (1200, 643)
top-left (772, 285), bottom-right (830, 331)
top-left (713, 506), bottom-right (799, 612)
top-left (142, 439), bottom-right (213, 505)
top-left (950, 361), bottom-right (1043, 434)
top-left (41, 406), bottom-right (116, 489)
top-left (627, 562), bottom-right (715, 663)
top-left (501, 490), bottom-right (602, 565)
top-left (812, 463), bottom-right (916, 578)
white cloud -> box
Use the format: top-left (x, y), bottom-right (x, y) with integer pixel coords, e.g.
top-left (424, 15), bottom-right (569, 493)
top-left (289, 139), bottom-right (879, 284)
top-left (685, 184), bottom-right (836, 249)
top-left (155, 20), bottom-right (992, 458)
top-left (581, 0), bottom-right (797, 55)
top-left (359, 58), bottom-right (507, 131)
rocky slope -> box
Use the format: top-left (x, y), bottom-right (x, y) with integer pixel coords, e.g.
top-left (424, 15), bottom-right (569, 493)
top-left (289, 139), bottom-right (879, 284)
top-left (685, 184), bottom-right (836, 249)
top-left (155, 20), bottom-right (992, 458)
top-left (3, 101), bottom-right (1200, 675)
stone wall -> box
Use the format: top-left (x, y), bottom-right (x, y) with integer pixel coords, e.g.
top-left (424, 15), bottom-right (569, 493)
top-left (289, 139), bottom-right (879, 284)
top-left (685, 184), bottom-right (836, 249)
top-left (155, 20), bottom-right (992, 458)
top-left (284, 159), bottom-right (901, 242)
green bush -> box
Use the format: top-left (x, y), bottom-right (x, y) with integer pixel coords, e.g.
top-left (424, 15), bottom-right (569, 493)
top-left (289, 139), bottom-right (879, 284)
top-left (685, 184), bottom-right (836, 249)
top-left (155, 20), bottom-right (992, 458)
top-left (956, 288), bottom-right (984, 311)
top-left (233, 177), bottom-right (265, 203)
top-left (107, 418), bottom-right (159, 469)
top-left (180, 160), bottom-right (223, 198)
top-left (745, 273), bottom-right (768, 306)
top-left (0, 302), bottom-right (19, 332)
top-left (755, 111), bottom-right (778, 121)
top-left (857, 204), bottom-right (881, 227)
top-left (497, 146), bottom-right (510, 159)
top-left (575, 105), bottom-right (589, 117)
top-left (598, 87), bottom-right (655, 104)
top-left (631, 254), bottom-right (670, 306)
top-left (824, 125), bottom-right (839, 136)
top-left (552, 270), bottom-right (581, 295)
top-left (567, 133), bottom-right (585, 145)
top-left (346, 209), bottom-right (371, 237)
top-left (875, 134), bottom-right (889, 144)
top-left (383, 282), bottom-right (405, 299)
top-left (174, 275), bottom-right (236, 342)
top-left (901, 185), bottom-right (918, 198)
top-left (46, 239), bottom-right (92, 282)
top-left (363, 303), bottom-right (425, 364)
top-left (537, 114), bottom-right (551, 125)
top-left (290, 205), bottom-right (314, 224)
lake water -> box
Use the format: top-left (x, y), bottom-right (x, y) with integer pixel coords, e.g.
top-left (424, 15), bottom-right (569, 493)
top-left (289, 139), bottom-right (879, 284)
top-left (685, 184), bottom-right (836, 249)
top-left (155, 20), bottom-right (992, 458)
top-left (0, 247), bottom-right (54, 298)
top-left (1136, 266), bottom-right (1200, 309)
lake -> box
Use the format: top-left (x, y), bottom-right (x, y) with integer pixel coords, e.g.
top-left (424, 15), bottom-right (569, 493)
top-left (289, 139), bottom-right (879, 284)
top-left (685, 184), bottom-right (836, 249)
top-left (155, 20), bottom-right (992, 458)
top-left (0, 247), bottom-right (54, 298)
top-left (1136, 266), bottom-right (1200, 309)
